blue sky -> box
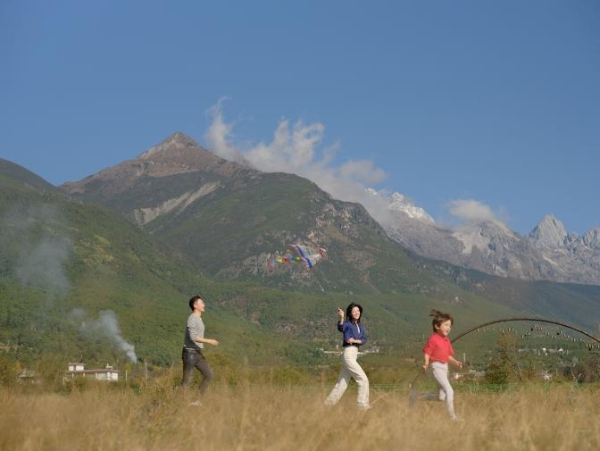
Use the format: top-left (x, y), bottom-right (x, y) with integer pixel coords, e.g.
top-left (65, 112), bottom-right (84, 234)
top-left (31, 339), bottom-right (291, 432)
top-left (1, 0), bottom-right (599, 235)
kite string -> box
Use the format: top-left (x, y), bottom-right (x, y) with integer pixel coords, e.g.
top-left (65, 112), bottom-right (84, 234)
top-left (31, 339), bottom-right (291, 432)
top-left (408, 317), bottom-right (600, 398)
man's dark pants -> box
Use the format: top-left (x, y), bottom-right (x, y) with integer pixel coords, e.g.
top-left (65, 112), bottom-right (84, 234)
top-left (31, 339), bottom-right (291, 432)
top-left (181, 348), bottom-right (213, 394)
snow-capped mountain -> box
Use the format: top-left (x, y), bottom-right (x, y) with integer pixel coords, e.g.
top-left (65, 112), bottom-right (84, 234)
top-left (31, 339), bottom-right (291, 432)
top-left (385, 191), bottom-right (435, 224)
top-left (375, 193), bottom-right (600, 285)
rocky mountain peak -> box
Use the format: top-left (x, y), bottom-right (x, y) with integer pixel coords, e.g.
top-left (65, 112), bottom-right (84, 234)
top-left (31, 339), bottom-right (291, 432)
top-left (134, 132), bottom-right (252, 178)
top-left (60, 132), bottom-right (250, 200)
top-left (583, 227), bottom-right (600, 250)
top-left (138, 132), bottom-right (200, 159)
top-left (528, 215), bottom-right (568, 248)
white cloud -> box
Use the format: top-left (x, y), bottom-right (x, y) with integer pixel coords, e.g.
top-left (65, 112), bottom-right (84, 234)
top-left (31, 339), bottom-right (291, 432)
top-left (203, 102), bottom-right (391, 218)
top-left (204, 98), bottom-right (241, 162)
top-left (202, 101), bottom-right (505, 231)
top-left (447, 199), bottom-right (505, 225)
top-left (339, 160), bottom-right (387, 185)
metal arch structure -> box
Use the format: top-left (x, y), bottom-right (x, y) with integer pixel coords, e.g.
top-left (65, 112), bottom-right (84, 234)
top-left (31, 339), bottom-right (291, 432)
top-left (408, 317), bottom-right (600, 391)
top-left (451, 317), bottom-right (600, 345)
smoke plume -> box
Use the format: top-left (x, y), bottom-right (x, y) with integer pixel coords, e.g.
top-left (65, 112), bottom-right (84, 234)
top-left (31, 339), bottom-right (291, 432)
top-left (72, 309), bottom-right (138, 363)
top-left (3, 205), bottom-right (72, 298)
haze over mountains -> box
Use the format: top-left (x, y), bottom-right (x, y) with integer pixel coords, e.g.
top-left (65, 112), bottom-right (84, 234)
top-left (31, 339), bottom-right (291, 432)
top-left (62, 132), bottom-right (600, 287)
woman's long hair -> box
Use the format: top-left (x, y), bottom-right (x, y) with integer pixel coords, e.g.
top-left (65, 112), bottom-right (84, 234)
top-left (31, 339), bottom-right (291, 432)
top-left (346, 302), bottom-right (363, 323)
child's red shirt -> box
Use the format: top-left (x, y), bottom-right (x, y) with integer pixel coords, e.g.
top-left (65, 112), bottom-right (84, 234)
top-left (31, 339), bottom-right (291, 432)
top-left (423, 333), bottom-right (454, 363)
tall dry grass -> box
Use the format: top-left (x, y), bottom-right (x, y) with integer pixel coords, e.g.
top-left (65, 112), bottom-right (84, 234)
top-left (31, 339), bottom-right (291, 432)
top-left (1, 381), bottom-right (598, 451)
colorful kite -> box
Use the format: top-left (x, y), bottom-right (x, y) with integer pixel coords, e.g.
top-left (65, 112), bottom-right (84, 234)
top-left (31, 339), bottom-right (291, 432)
top-left (289, 244), bottom-right (327, 270)
top-left (266, 243), bottom-right (327, 271)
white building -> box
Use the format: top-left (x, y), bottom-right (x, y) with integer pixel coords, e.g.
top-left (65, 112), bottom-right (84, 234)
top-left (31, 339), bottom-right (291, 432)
top-left (65, 363), bottom-right (119, 382)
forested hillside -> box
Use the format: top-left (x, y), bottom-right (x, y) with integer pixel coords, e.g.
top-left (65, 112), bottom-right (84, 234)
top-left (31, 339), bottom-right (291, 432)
top-left (2, 157), bottom-right (600, 377)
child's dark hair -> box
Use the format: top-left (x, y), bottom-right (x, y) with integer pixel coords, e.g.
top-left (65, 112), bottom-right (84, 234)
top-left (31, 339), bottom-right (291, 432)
top-left (429, 309), bottom-right (453, 332)
top-left (346, 302), bottom-right (363, 323)
top-left (189, 295), bottom-right (202, 311)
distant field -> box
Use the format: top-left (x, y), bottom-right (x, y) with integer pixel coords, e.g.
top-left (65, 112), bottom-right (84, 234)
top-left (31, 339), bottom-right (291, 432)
top-left (1, 379), bottom-right (598, 451)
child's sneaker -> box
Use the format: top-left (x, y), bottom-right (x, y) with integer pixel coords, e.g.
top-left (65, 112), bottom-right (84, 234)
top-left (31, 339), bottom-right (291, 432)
top-left (408, 390), bottom-right (417, 407)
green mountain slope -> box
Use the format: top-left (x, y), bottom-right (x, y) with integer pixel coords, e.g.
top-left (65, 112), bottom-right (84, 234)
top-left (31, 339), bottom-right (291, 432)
top-left (2, 167), bottom-right (516, 372)
top-left (4, 145), bottom-right (600, 377)
top-left (58, 133), bottom-right (600, 336)
top-left (0, 158), bottom-right (58, 194)
top-left (0, 171), bottom-right (322, 369)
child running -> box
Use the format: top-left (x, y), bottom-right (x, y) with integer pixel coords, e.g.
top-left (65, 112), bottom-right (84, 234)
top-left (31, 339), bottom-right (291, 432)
top-left (422, 309), bottom-right (463, 421)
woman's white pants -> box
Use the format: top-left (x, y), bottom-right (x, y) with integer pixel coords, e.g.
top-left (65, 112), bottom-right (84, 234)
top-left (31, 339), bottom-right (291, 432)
top-left (324, 346), bottom-right (370, 408)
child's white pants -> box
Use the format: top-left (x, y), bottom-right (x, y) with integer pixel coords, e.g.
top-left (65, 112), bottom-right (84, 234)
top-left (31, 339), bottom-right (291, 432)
top-left (431, 361), bottom-right (457, 420)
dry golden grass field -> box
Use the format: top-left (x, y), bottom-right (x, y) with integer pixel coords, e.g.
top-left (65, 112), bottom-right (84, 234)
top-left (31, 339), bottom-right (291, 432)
top-left (1, 378), bottom-right (599, 451)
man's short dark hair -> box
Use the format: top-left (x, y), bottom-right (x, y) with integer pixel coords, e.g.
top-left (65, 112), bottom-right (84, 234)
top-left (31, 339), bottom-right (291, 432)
top-left (189, 295), bottom-right (202, 311)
